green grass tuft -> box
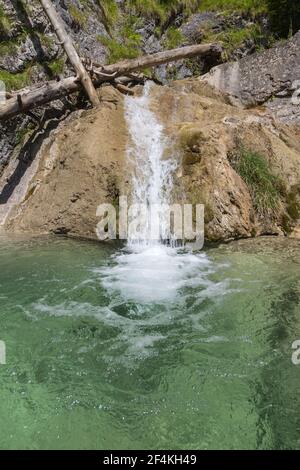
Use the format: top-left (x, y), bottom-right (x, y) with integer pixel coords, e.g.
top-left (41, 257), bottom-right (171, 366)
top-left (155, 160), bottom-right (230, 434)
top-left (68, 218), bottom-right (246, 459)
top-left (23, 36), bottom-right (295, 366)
top-left (98, 17), bottom-right (142, 64)
top-left (230, 146), bottom-right (282, 215)
top-left (163, 26), bottom-right (184, 49)
top-left (69, 5), bottom-right (88, 28)
top-left (0, 67), bottom-right (32, 92)
top-left (98, 35), bottom-right (141, 63)
top-left (0, 5), bottom-right (13, 36)
top-left (203, 23), bottom-right (265, 57)
top-left (127, 0), bottom-right (201, 23)
top-left (47, 57), bottom-right (65, 76)
top-left (199, 0), bottom-right (268, 15)
top-left (99, 0), bottom-right (119, 26)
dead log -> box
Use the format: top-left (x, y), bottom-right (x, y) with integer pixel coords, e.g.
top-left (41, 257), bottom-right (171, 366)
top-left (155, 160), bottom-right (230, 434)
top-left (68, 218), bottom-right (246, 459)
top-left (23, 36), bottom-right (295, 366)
top-left (94, 43), bottom-right (222, 79)
top-left (114, 83), bottom-right (135, 96)
top-left (39, 0), bottom-right (100, 107)
top-left (0, 43), bottom-right (221, 121)
top-left (0, 77), bottom-right (80, 120)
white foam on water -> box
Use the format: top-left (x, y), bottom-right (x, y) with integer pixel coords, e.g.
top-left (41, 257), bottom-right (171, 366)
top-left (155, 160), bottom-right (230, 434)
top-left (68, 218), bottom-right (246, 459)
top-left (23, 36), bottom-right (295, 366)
top-left (99, 245), bottom-right (213, 303)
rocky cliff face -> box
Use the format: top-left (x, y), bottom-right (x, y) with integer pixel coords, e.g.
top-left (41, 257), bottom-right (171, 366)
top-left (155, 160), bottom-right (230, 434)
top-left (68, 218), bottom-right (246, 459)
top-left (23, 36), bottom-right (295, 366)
top-left (145, 81), bottom-right (300, 241)
top-left (202, 30), bottom-right (300, 124)
top-left (1, 1), bottom-right (300, 243)
top-left (0, 0), bottom-right (271, 172)
top-left (1, 86), bottom-right (130, 239)
top-left (2, 79), bottom-right (300, 242)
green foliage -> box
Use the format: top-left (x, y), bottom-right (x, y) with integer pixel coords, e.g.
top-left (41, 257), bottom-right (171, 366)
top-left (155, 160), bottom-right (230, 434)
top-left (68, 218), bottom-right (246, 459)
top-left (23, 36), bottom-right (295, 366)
top-left (48, 57), bottom-right (65, 76)
top-left (99, 25), bottom-right (142, 64)
top-left (199, 0), bottom-right (268, 15)
top-left (99, 16), bottom-right (142, 63)
top-left (203, 23), bottom-right (264, 57)
top-left (69, 5), bottom-right (87, 28)
top-left (0, 5), bottom-right (12, 36)
top-left (163, 26), bottom-right (184, 49)
top-left (0, 6), bottom-right (12, 33)
top-left (15, 122), bottom-right (35, 146)
top-left (230, 147), bottom-right (282, 215)
top-left (99, 0), bottom-right (119, 26)
top-left (267, 0), bottom-right (300, 37)
top-left (199, 0), bottom-right (300, 37)
top-left (127, 0), bottom-right (201, 23)
top-left (121, 17), bottom-right (143, 44)
top-left (0, 67), bottom-right (32, 91)
top-left (38, 32), bottom-right (55, 49)
top-left (0, 39), bottom-right (18, 56)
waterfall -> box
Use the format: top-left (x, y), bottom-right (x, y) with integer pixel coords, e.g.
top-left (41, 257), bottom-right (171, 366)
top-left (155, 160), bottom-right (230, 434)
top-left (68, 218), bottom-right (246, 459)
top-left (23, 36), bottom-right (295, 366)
top-left (97, 83), bottom-right (211, 304)
top-left (124, 82), bottom-right (176, 248)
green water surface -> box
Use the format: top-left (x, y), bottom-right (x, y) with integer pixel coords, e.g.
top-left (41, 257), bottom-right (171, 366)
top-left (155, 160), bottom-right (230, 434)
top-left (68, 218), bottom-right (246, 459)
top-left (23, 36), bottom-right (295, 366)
top-left (0, 235), bottom-right (300, 450)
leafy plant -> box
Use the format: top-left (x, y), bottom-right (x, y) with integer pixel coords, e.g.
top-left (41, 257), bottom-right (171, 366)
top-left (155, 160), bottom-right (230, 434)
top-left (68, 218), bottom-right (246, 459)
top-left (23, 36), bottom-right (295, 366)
top-left (267, 0), bottom-right (300, 38)
top-left (98, 15), bottom-right (143, 63)
top-left (203, 23), bottom-right (264, 57)
top-left (48, 57), bottom-right (65, 76)
top-left (98, 35), bottom-right (141, 63)
top-left (98, 0), bottom-right (119, 27)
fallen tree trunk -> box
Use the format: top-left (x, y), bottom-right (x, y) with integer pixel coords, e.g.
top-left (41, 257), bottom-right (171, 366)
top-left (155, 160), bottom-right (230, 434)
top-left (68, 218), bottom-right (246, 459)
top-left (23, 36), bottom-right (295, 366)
top-left (0, 77), bottom-right (80, 121)
top-left (93, 43), bottom-right (222, 78)
top-left (40, 0), bottom-right (100, 107)
top-left (0, 43), bottom-right (221, 121)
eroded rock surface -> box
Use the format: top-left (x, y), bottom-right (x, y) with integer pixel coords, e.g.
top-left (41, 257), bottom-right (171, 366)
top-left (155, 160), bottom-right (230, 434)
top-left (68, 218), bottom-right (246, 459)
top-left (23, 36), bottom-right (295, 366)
top-left (2, 81), bottom-right (300, 242)
top-left (202, 31), bottom-right (300, 123)
top-left (1, 87), bottom-right (130, 239)
top-left (150, 81), bottom-right (300, 240)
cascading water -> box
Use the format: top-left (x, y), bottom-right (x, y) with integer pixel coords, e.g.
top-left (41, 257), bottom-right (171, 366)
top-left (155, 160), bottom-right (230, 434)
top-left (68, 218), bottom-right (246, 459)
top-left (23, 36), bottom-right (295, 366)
top-left (99, 83), bottom-right (212, 303)
top-left (124, 81), bottom-right (177, 247)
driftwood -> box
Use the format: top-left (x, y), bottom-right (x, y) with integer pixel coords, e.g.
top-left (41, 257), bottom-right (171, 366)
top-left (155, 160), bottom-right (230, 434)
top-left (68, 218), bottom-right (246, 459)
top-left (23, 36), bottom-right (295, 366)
top-left (0, 43), bottom-right (221, 121)
top-left (40, 0), bottom-right (100, 107)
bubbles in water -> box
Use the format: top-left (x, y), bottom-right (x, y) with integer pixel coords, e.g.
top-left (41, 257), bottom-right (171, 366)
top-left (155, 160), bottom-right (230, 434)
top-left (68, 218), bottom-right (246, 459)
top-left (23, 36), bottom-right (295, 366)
top-left (98, 245), bottom-right (213, 303)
